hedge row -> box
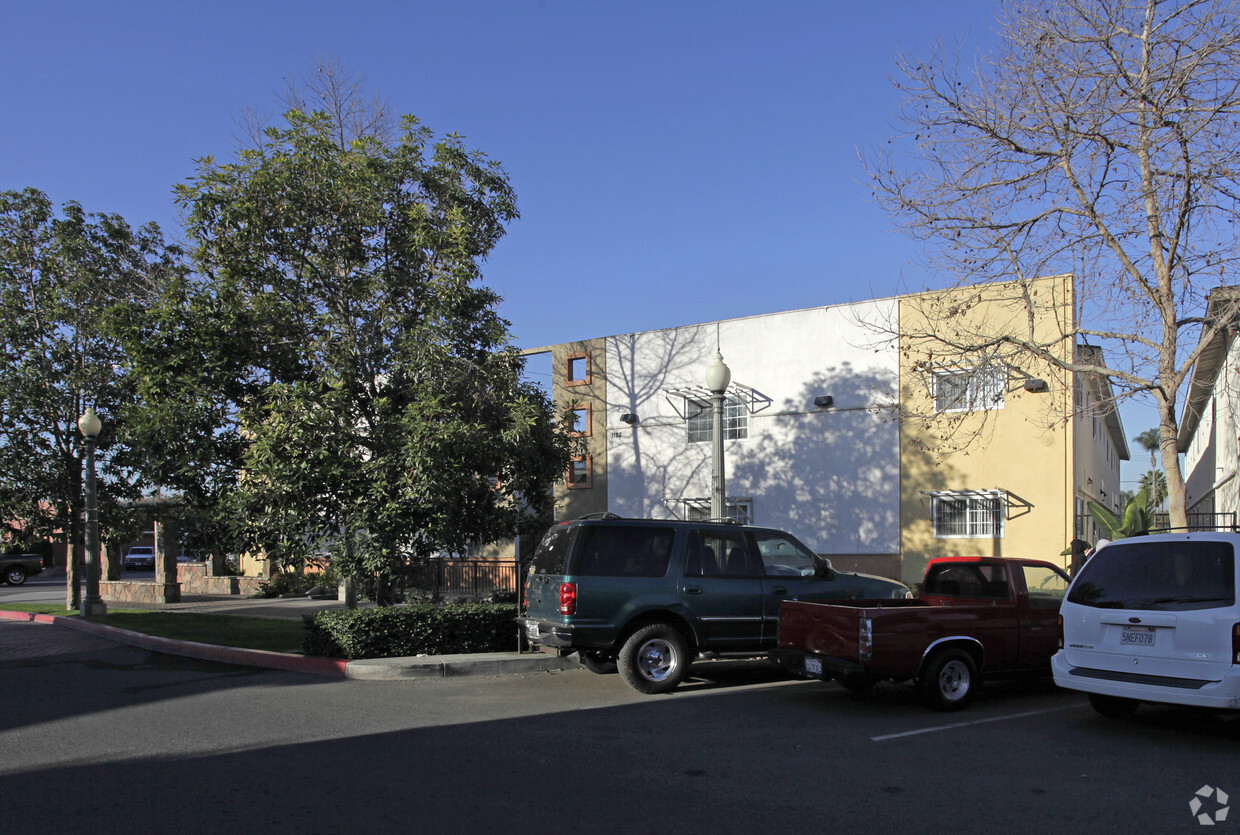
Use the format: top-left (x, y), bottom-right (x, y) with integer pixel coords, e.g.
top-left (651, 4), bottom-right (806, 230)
top-left (303, 603), bottom-right (519, 659)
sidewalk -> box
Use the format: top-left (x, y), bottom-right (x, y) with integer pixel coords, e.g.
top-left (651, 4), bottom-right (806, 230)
top-left (0, 591), bottom-right (579, 680)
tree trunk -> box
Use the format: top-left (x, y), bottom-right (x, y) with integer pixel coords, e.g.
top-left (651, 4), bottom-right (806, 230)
top-left (65, 539), bottom-right (81, 611)
top-left (1157, 395), bottom-right (1188, 531)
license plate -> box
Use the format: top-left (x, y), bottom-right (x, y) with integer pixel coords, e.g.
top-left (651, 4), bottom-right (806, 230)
top-left (804, 656), bottom-right (823, 676)
top-left (1120, 626), bottom-right (1156, 646)
top-left (525, 621), bottom-right (540, 641)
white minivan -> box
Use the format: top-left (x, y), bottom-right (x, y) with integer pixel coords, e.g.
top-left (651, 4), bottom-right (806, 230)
top-left (1053, 532), bottom-right (1240, 717)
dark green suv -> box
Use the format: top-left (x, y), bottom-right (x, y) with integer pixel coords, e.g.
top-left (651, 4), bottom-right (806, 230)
top-left (520, 515), bottom-right (910, 694)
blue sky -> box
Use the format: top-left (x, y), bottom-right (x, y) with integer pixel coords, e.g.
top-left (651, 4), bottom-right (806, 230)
top-left (0, 0), bottom-right (1155, 487)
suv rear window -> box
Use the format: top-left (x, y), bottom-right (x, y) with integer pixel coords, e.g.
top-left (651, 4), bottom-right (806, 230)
top-left (572, 525), bottom-right (675, 577)
top-left (1067, 540), bottom-right (1236, 611)
top-left (529, 524), bottom-right (575, 575)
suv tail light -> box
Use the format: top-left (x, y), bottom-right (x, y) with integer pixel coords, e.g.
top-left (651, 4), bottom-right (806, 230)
top-left (1232, 623), bottom-right (1240, 664)
top-left (859, 617), bottom-right (873, 661)
top-left (1058, 614), bottom-right (1064, 649)
top-left (559, 582), bottom-right (577, 616)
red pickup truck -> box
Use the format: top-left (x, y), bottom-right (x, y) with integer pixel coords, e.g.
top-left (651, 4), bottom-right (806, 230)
top-left (775, 556), bottom-right (1070, 710)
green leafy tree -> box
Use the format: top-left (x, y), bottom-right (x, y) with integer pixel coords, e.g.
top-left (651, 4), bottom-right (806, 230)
top-left (163, 108), bottom-right (572, 602)
top-left (866, 0), bottom-right (1240, 530)
top-left (0, 188), bottom-right (178, 605)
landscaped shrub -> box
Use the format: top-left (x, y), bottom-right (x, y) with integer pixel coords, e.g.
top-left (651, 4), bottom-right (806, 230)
top-left (252, 568), bottom-right (339, 599)
top-left (303, 602), bottom-right (518, 659)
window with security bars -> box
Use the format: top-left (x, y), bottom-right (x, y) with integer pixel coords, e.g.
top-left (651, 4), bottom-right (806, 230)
top-left (685, 500), bottom-right (752, 525)
top-left (932, 366), bottom-right (1006, 412)
top-left (932, 493), bottom-right (1005, 538)
top-left (686, 396), bottom-right (748, 442)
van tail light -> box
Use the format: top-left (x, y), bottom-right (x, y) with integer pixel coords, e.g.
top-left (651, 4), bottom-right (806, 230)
top-left (559, 582), bottom-right (577, 616)
top-left (1232, 623), bottom-right (1240, 664)
top-left (859, 617), bottom-right (873, 662)
top-left (1058, 615), bottom-right (1064, 650)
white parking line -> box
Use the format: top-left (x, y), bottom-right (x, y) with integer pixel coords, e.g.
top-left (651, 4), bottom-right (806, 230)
top-left (870, 704), bottom-right (1081, 742)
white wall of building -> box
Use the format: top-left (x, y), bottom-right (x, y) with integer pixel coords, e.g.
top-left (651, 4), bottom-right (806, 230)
top-left (603, 300), bottom-right (900, 556)
top-left (1184, 339), bottom-right (1240, 519)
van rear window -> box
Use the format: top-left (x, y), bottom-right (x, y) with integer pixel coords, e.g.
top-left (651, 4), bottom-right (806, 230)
top-left (572, 525), bottom-right (675, 577)
top-left (529, 524), bottom-right (575, 575)
top-left (1067, 540), bottom-right (1236, 610)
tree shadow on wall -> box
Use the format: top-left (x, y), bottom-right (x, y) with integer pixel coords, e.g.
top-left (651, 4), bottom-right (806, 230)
top-left (723, 367), bottom-right (964, 578)
top-left (604, 326), bottom-right (712, 518)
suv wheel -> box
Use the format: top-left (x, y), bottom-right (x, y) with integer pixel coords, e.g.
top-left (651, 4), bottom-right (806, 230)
top-left (5, 566), bottom-right (26, 585)
top-left (618, 624), bottom-right (691, 694)
top-left (578, 649), bottom-right (618, 675)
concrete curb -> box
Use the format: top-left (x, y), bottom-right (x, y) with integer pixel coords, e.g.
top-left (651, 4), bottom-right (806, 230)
top-left (1, 609), bottom-right (580, 680)
top-left (344, 651), bottom-right (580, 680)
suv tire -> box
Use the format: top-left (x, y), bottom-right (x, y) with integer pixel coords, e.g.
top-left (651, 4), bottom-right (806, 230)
top-left (5, 566), bottom-right (26, 585)
top-left (618, 624), bottom-right (691, 694)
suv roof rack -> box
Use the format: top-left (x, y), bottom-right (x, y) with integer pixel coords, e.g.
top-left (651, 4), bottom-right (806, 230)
top-left (575, 512), bottom-right (623, 521)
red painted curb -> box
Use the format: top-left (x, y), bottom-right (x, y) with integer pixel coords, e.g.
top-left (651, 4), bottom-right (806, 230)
top-left (0, 609), bottom-right (348, 677)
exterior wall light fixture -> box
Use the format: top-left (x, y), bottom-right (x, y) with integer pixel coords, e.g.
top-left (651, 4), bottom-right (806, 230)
top-left (813, 395), bottom-right (834, 408)
top-left (620, 413), bottom-right (637, 425)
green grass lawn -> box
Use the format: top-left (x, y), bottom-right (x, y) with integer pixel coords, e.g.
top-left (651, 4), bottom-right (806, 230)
top-left (6, 604), bottom-right (307, 653)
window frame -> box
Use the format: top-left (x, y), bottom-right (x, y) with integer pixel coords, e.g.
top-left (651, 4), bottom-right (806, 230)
top-left (931, 491), bottom-right (1006, 539)
top-left (685, 395), bottom-right (748, 443)
top-left (566, 455), bottom-right (593, 489)
top-left (931, 365), bottom-right (1007, 413)
top-left (565, 353), bottom-right (591, 388)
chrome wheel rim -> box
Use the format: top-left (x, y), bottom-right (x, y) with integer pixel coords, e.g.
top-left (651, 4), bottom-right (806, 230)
top-left (938, 660), bottom-right (970, 701)
top-left (637, 638), bottom-right (677, 682)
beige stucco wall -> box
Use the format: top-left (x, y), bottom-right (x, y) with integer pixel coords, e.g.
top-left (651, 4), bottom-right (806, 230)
top-left (898, 276), bottom-right (1077, 584)
top-left (552, 338), bottom-right (610, 520)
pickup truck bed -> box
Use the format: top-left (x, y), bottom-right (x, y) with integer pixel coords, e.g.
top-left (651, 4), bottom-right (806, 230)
top-left (775, 557), bottom-right (1070, 710)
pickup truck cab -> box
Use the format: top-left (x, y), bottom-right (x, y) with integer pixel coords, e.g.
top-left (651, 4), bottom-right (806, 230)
top-left (520, 514), bottom-right (911, 694)
top-left (776, 556), bottom-right (1070, 710)
top-left (1, 553), bottom-right (45, 585)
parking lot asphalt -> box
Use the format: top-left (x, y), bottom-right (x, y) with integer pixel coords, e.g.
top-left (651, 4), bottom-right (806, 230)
top-left (0, 581), bottom-right (578, 680)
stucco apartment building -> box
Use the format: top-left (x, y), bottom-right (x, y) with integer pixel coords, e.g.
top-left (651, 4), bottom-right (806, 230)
top-left (1179, 287), bottom-right (1240, 528)
top-left (537, 276), bottom-right (1126, 586)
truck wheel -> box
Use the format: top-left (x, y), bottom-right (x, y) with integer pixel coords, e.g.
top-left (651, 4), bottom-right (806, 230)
top-left (578, 649), bottom-right (618, 675)
top-left (920, 648), bottom-right (977, 711)
top-left (5, 566), bottom-right (26, 585)
top-left (618, 624), bottom-right (691, 694)
top-left (1087, 693), bottom-right (1140, 719)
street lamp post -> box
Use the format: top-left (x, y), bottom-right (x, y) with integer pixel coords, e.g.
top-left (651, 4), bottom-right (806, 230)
top-left (705, 352), bottom-right (732, 520)
top-left (78, 407), bottom-right (107, 618)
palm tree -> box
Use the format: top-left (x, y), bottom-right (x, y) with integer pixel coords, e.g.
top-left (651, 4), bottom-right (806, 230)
top-left (1139, 469), bottom-right (1168, 511)
top-left (1134, 429), bottom-right (1159, 474)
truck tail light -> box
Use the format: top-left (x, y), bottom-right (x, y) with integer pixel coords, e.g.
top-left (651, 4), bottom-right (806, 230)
top-left (859, 617), bottom-right (873, 662)
top-left (559, 582), bottom-right (577, 616)
top-left (1232, 623), bottom-right (1240, 664)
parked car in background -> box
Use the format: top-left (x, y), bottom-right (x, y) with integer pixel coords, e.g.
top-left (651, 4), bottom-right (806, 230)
top-left (123, 546), bottom-right (156, 571)
top-left (1, 554), bottom-right (45, 585)
top-left (1053, 533), bottom-right (1240, 718)
top-left (520, 514), bottom-right (910, 694)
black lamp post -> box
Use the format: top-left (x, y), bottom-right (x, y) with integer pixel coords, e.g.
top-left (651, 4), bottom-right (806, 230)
top-left (78, 407), bottom-right (106, 617)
